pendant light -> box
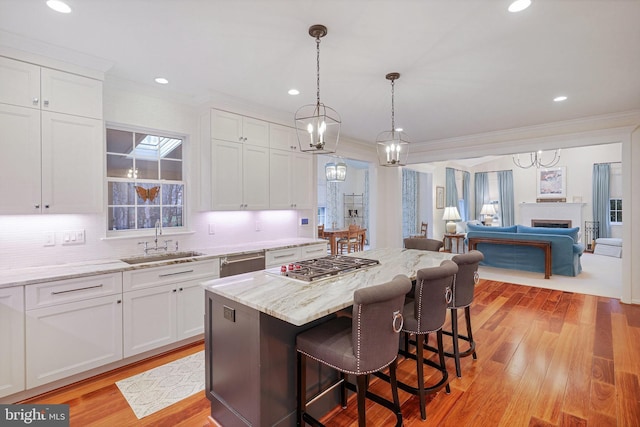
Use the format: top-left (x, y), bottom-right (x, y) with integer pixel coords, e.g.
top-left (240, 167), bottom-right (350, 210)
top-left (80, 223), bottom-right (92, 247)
top-left (512, 149), bottom-right (561, 169)
top-left (376, 72), bottom-right (409, 166)
top-left (325, 160), bottom-right (347, 182)
top-left (295, 25), bottom-right (341, 154)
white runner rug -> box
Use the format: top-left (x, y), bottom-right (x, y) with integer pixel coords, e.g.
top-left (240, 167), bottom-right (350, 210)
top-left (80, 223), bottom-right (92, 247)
top-left (116, 350), bottom-right (205, 419)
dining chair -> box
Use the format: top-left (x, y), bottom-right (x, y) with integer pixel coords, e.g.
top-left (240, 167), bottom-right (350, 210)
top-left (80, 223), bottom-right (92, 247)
top-left (410, 222), bottom-right (428, 238)
top-left (338, 224), bottom-right (362, 253)
top-left (404, 237), bottom-right (443, 252)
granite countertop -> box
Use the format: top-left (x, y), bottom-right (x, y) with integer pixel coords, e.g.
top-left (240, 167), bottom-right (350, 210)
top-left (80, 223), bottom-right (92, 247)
top-left (0, 238), bottom-right (325, 289)
top-left (201, 248), bottom-right (455, 326)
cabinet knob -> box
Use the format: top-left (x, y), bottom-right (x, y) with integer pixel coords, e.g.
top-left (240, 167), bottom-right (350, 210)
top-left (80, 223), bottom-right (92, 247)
top-left (173, 289), bottom-right (177, 293)
top-left (117, 300), bottom-right (122, 304)
top-left (35, 204), bottom-right (40, 209)
top-left (32, 98), bottom-right (39, 106)
top-left (44, 204), bottom-right (50, 209)
top-left (44, 100), bottom-right (49, 107)
top-left (179, 287), bottom-right (183, 291)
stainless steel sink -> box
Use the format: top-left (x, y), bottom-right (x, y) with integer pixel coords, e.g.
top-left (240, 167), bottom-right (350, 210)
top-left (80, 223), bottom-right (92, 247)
top-left (121, 251), bottom-right (205, 265)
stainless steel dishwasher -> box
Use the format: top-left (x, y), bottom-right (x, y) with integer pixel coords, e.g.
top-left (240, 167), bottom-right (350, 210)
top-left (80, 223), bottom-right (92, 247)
top-left (219, 251), bottom-right (266, 277)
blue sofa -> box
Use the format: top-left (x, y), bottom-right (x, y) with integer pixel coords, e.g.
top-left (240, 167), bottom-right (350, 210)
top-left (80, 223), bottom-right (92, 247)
top-left (465, 224), bottom-right (585, 277)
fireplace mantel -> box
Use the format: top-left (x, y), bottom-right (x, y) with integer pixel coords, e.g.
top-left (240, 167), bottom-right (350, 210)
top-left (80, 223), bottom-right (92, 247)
top-left (519, 202), bottom-right (585, 229)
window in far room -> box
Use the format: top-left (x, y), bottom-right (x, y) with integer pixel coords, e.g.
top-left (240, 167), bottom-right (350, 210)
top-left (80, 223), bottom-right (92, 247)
top-left (106, 127), bottom-right (185, 234)
top-left (609, 163), bottom-right (622, 225)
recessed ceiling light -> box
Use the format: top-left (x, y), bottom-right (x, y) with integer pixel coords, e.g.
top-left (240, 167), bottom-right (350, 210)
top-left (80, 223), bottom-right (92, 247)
top-left (395, 127), bottom-right (404, 132)
top-left (554, 95), bottom-right (568, 102)
top-left (288, 89), bottom-right (300, 95)
top-left (508, 0), bottom-right (531, 13)
top-left (46, 0), bottom-right (72, 13)
top-left (154, 77), bottom-right (169, 85)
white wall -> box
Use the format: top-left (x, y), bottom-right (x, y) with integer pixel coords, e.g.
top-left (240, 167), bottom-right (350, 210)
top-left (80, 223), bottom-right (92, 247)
top-left (0, 81), bottom-right (310, 269)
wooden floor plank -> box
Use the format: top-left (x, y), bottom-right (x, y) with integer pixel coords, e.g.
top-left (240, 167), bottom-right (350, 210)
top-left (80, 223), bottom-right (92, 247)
top-left (17, 280), bottom-right (640, 427)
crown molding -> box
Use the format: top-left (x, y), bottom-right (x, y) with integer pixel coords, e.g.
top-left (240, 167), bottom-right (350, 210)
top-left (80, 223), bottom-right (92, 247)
top-left (408, 110), bottom-right (640, 163)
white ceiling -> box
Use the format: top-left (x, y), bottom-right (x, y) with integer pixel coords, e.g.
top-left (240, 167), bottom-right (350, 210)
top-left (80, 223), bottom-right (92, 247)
top-left (1, 0), bottom-right (639, 146)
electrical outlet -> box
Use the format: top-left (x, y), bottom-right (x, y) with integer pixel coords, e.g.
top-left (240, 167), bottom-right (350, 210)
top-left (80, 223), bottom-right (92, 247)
top-left (44, 232), bottom-right (55, 247)
top-left (208, 223), bottom-right (216, 235)
top-left (255, 221), bottom-right (261, 231)
top-left (223, 306), bottom-right (235, 322)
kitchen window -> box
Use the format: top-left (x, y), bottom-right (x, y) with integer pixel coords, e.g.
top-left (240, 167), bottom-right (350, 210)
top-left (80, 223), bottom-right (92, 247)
top-left (106, 127), bottom-right (185, 233)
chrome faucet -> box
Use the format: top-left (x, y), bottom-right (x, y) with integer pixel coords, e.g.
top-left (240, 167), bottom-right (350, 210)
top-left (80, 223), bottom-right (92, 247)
top-left (154, 219), bottom-right (162, 250)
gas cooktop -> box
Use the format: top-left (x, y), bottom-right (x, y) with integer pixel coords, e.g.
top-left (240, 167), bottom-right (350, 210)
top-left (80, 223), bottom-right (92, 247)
top-left (276, 255), bottom-right (380, 282)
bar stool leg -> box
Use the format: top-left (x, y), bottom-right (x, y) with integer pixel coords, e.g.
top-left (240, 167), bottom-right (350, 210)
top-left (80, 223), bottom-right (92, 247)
top-left (388, 359), bottom-right (402, 423)
top-left (437, 330), bottom-right (451, 394)
top-left (450, 308), bottom-right (462, 377)
top-left (465, 306), bottom-right (477, 360)
top-left (340, 372), bottom-right (347, 408)
top-left (356, 375), bottom-right (367, 426)
top-left (416, 333), bottom-right (427, 420)
top-left (296, 352), bottom-right (306, 427)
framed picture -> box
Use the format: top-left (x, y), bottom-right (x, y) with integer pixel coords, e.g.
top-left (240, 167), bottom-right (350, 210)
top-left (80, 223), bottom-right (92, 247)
top-left (436, 186), bottom-right (445, 209)
top-left (536, 166), bottom-right (566, 199)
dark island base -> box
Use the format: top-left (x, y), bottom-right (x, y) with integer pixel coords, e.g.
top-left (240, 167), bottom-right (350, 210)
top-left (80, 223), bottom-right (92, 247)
top-left (205, 291), bottom-right (343, 426)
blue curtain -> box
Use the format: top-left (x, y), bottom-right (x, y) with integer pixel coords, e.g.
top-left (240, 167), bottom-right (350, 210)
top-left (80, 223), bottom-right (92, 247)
top-left (498, 170), bottom-right (515, 226)
top-left (445, 167), bottom-right (459, 208)
top-left (461, 171), bottom-right (470, 221)
top-left (592, 163), bottom-right (611, 238)
top-left (402, 169), bottom-right (418, 237)
top-left (474, 172), bottom-right (489, 220)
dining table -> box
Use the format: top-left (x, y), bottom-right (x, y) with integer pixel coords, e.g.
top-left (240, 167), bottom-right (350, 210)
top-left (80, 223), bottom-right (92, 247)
top-left (322, 227), bottom-right (367, 255)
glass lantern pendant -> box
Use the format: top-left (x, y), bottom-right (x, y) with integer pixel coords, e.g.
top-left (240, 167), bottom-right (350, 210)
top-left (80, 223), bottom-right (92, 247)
top-left (295, 25), bottom-right (341, 154)
top-left (376, 72), bottom-right (410, 167)
top-left (325, 161), bottom-right (347, 182)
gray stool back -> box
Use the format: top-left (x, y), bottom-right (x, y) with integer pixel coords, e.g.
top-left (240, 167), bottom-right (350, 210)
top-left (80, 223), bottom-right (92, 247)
top-left (447, 250), bottom-right (484, 377)
top-left (397, 260), bottom-right (458, 420)
top-left (296, 274), bottom-right (412, 426)
top-left (403, 237), bottom-right (444, 252)
top-left (451, 250), bottom-right (484, 308)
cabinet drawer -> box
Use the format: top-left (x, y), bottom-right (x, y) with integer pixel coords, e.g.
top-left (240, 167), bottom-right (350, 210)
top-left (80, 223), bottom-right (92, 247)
top-left (123, 259), bottom-right (219, 292)
top-left (265, 247), bottom-right (300, 268)
top-left (25, 273), bottom-right (122, 310)
top-left (300, 243), bottom-right (328, 260)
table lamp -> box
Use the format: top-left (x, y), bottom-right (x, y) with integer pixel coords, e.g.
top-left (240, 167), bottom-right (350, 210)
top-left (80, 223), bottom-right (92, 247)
top-left (480, 203), bottom-right (496, 225)
top-left (442, 206), bottom-right (461, 234)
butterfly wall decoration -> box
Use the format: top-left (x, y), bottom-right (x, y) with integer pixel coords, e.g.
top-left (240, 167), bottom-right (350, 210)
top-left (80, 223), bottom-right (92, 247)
top-left (135, 185), bottom-right (161, 202)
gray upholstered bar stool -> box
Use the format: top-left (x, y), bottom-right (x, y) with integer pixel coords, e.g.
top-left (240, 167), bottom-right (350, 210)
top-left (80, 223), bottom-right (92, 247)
top-left (296, 275), bottom-right (412, 427)
top-left (404, 237), bottom-right (444, 252)
top-left (377, 260), bottom-right (458, 421)
top-left (442, 250), bottom-right (484, 377)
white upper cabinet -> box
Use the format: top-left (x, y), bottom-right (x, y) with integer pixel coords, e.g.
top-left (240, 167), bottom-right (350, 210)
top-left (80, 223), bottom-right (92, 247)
top-left (0, 57), bottom-right (40, 109)
top-left (211, 109), bottom-right (269, 147)
top-left (40, 68), bottom-right (103, 119)
top-left (0, 56), bottom-right (102, 119)
top-left (269, 123), bottom-right (299, 152)
top-left (0, 56), bottom-right (104, 215)
top-left (269, 123), bottom-right (313, 209)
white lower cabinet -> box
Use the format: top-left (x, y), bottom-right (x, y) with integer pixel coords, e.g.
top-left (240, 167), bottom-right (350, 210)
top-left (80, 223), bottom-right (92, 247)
top-left (26, 294), bottom-right (123, 389)
top-left (122, 260), bottom-right (219, 358)
top-left (0, 287), bottom-right (25, 398)
top-left (123, 280), bottom-right (207, 358)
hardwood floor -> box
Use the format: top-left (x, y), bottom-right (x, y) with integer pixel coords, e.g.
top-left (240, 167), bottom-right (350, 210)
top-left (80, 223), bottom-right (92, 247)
top-left (22, 279), bottom-right (640, 426)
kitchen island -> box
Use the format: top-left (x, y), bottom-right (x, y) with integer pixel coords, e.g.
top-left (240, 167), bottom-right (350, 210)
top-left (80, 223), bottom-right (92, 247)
top-left (202, 248), bottom-right (454, 427)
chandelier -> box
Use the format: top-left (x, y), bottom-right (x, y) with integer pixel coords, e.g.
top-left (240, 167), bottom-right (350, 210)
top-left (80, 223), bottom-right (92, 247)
top-left (376, 72), bottom-right (409, 166)
top-left (325, 161), bottom-right (347, 182)
top-left (512, 149), bottom-right (561, 169)
top-left (295, 25), bottom-right (341, 154)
